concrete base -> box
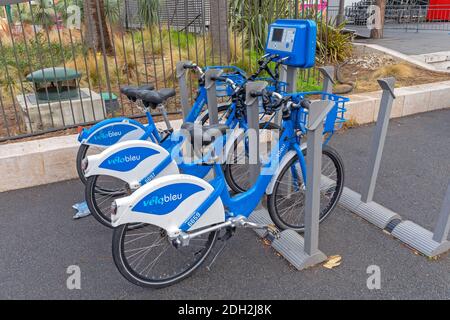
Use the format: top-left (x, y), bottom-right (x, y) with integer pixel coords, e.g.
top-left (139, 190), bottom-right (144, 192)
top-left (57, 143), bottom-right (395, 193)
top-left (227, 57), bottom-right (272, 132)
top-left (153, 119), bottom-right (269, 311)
top-left (391, 221), bottom-right (450, 257)
top-left (249, 208), bottom-right (327, 270)
top-left (345, 80), bottom-right (450, 125)
top-left (16, 88), bottom-right (104, 133)
top-left (0, 119), bottom-right (184, 192)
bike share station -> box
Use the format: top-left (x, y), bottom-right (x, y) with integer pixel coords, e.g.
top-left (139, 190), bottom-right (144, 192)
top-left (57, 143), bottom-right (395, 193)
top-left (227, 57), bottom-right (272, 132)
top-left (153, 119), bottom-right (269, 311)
top-left (176, 19), bottom-right (450, 270)
top-left (176, 19), bottom-right (339, 269)
top-left (75, 19), bottom-right (449, 287)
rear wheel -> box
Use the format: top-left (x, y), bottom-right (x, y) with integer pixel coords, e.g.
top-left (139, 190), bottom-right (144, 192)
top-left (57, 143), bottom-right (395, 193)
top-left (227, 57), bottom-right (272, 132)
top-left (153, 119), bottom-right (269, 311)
top-left (85, 175), bottom-right (132, 228)
top-left (112, 224), bottom-right (218, 288)
top-left (76, 144), bottom-right (105, 185)
top-left (267, 145), bottom-right (344, 232)
top-left (199, 104), bottom-right (232, 125)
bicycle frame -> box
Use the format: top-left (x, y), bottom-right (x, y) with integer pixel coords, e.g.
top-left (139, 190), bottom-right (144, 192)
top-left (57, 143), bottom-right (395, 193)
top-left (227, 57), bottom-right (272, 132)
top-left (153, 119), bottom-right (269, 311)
top-left (110, 108), bottom-right (308, 235)
top-left (228, 119), bottom-right (305, 214)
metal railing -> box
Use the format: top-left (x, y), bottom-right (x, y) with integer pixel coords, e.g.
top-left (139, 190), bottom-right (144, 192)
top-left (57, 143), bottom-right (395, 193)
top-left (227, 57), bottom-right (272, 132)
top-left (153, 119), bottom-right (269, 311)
top-left (0, 0), bottom-right (333, 142)
top-left (345, 3), bottom-right (450, 31)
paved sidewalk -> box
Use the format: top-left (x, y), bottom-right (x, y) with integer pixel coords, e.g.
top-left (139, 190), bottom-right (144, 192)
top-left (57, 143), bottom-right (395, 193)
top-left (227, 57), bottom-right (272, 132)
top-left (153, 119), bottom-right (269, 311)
top-left (351, 26), bottom-right (450, 55)
top-left (0, 109), bottom-right (449, 300)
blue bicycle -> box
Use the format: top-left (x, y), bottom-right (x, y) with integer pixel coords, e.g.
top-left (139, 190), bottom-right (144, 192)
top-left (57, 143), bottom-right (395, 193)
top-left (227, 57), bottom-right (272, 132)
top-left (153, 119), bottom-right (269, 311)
top-left (109, 90), bottom-right (346, 288)
top-left (76, 55), bottom-right (286, 185)
top-left (84, 74), bottom-right (284, 228)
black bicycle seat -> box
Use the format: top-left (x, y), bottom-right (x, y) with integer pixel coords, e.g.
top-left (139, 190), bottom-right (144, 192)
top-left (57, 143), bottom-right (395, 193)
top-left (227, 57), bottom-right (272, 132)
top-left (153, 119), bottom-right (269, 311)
top-left (181, 122), bottom-right (229, 148)
top-left (139, 90), bottom-right (164, 108)
top-left (120, 84), bottom-right (155, 101)
top-left (157, 88), bottom-right (176, 100)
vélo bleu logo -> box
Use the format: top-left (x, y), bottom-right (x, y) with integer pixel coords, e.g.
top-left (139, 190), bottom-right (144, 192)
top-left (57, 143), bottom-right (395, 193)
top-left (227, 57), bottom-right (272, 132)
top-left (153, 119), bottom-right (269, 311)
top-left (142, 193), bottom-right (183, 207)
top-left (88, 124), bottom-right (138, 146)
top-left (99, 147), bottom-right (160, 172)
top-left (133, 183), bottom-right (205, 215)
top-left (107, 154), bottom-right (141, 165)
top-left (93, 130), bottom-right (122, 141)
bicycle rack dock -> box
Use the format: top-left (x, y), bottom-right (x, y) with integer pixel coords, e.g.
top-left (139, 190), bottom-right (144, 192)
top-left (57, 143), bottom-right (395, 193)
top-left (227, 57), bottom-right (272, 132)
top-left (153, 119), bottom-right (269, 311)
top-left (336, 77), bottom-right (450, 258)
top-left (245, 81), bottom-right (333, 270)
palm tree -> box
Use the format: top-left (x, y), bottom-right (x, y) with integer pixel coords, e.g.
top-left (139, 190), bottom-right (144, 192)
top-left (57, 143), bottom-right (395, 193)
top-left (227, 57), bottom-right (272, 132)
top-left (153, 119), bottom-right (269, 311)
top-left (83, 0), bottom-right (114, 54)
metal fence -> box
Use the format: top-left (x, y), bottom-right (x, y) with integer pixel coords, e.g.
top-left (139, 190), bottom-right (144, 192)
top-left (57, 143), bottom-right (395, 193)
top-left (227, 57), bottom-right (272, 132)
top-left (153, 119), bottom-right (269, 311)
top-left (345, 3), bottom-right (450, 31)
top-left (0, 0), bottom-right (336, 142)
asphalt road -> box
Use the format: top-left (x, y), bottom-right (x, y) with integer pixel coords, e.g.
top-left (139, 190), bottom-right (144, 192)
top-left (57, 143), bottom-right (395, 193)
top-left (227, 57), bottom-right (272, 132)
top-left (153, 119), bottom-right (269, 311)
top-left (0, 109), bottom-right (449, 300)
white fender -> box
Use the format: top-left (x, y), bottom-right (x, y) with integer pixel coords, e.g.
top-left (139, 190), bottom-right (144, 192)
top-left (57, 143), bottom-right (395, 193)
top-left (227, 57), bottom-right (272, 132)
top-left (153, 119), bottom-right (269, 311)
top-left (112, 174), bottom-right (225, 236)
top-left (84, 140), bottom-right (179, 188)
top-left (81, 119), bottom-right (148, 147)
top-left (265, 143), bottom-right (307, 195)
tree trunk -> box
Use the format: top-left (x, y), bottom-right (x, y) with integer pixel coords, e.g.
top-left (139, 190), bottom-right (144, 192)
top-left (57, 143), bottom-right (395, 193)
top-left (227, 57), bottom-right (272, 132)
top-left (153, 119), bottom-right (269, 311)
top-left (210, 0), bottom-right (230, 63)
top-left (83, 0), bottom-right (114, 55)
top-left (370, 0), bottom-right (385, 39)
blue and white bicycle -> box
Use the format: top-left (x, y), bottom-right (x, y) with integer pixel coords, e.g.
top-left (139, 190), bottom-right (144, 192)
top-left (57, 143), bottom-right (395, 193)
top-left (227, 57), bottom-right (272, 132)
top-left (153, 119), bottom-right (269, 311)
top-left (83, 81), bottom-right (280, 228)
top-left (82, 57), bottom-right (290, 228)
top-left (76, 55), bottom-right (286, 185)
top-left (108, 90), bottom-right (346, 288)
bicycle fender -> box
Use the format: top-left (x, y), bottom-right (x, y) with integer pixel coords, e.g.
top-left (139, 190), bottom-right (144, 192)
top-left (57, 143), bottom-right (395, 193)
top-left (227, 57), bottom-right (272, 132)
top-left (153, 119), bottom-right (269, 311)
top-left (84, 140), bottom-right (179, 188)
top-left (112, 174), bottom-right (225, 237)
top-left (78, 118), bottom-right (148, 147)
top-left (265, 143), bottom-right (306, 195)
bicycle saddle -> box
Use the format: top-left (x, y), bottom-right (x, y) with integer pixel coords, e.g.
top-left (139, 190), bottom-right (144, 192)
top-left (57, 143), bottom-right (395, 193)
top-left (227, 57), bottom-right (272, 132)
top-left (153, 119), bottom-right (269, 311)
top-left (120, 84), bottom-right (155, 101)
top-left (139, 88), bottom-right (176, 109)
top-left (158, 88), bottom-right (176, 100)
top-left (181, 122), bottom-right (229, 148)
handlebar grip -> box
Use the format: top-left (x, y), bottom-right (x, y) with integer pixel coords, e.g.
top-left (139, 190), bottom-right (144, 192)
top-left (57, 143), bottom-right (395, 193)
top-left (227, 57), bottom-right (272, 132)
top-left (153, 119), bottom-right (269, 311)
top-left (300, 99), bottom-right (311, 109)
top-left (210, 76), bottom-right (227, 82)
top-left (250, 91), bottom-right (264, 98)
top-left (183, 63), bottom-right (197, 69)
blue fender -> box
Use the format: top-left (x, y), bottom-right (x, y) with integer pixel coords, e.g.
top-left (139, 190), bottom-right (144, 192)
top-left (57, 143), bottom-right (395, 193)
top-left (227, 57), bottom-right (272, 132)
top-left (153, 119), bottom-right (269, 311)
top-left (78, 118), bottom-right (150, 147)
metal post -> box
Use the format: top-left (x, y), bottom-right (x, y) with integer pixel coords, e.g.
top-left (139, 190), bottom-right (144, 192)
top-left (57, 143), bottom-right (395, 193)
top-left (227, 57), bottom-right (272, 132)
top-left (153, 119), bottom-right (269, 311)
top-left (433, 183), bottom-right (450, 243)
top-left (176, 61), bottom-right (191, 119)
top-left (285, 66), bottom-right (297, 94)
top-left (318, 66), bottom-right (335, 94)
top-left (360, 77), bottom-right (396, 203)
top-left (204, 68), bottom-right (223, 125)
top-left (274, 65), bottom-right (289, 126)
top-left (245, 81), bottom-right (267, 184)
top-left (304, 100), bottom-right (335, 256)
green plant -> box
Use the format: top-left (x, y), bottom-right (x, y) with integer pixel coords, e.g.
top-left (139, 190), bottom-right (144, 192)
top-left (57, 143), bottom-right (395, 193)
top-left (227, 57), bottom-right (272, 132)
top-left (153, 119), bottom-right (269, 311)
top-left (138, 0), bottom-right (160, 27)
top-left (316, 21), bottom-right (353, 64)
top-left (229, 0), bottom-right (289, 53)
top-left (20, 0), bottom-right (56, 30)
top-left (229, 1), bottom-right (352, 64)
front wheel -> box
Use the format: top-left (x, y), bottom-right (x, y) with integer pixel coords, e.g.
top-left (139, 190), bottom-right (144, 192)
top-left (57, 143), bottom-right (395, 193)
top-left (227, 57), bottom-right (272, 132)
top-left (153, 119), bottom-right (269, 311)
top-left (112, 224), bottom-right (218, 288)
top-left (224, 121), bottom-right (281, 193)
top-left (267, 145), bottom-right (345, 232)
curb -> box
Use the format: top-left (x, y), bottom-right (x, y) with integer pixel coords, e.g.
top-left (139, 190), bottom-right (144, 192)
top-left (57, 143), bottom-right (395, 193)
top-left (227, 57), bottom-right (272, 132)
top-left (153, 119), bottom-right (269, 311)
top-left (1, 82), bottom-right (450, 193)
top-left (354, 43), bottom-right (450, 74)
top-left (345, 80), bottom-right (450, 124)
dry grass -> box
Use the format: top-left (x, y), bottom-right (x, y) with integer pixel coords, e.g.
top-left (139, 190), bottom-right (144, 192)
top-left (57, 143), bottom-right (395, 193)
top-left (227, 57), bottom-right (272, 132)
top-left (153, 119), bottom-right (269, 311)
top-left (372, 63), bottom-right (415, 79)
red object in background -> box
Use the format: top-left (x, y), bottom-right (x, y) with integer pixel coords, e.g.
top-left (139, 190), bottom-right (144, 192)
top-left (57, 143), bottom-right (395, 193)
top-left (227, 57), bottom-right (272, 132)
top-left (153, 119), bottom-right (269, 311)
top-left (427, 0), bottom-right (450, 21)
